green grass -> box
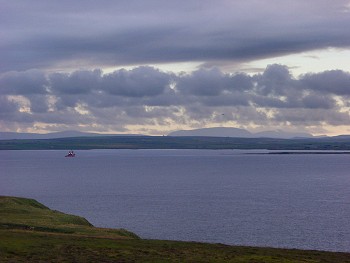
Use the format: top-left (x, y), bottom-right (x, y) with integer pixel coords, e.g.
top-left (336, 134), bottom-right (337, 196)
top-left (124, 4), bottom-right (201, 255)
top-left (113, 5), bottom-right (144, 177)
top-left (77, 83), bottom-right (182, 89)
top-left (0, 196), bottom-right (138, 239)
top-left (1, 196), bottom-right (350, 262)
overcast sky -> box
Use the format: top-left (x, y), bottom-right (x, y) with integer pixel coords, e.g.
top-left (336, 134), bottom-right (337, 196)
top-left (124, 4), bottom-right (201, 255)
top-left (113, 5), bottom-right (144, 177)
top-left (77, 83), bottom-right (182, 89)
top-left (1, 0), bottom-right (350, 135)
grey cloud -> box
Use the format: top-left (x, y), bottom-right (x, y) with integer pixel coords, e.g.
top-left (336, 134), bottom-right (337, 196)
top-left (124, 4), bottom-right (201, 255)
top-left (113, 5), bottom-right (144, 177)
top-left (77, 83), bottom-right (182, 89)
top-left (176, 68), bottom-right (230, 96)
top-left (0, 96), bottom-right (19, 114)
top-left (27, 95), bottom-right (50, 113)
top-left (124, 105), bottom-right (179, 120)
top-left (250, 65), bottom-right (339, 109)
top-left (229, 73), bottom-right (254, 92)
top-left (182, 104), bottom-right (216, 122)
top-left (301, 70), bottom-right (350, 95)
top-left (1, 1), bottom-right (350, 72)
top-left (0, 70), bottom-right (48, 95)
top-left (232, 107), bottom-right (271, 125)
top-left (201, 93), bottom-right (250, 107)
top-left (175, 69), bottom-right (253, 98)
top-left (49, 70), bottom-right (102, 95)
top-left (251, 90), bottom-right (336, 110)
top-left (254, 64), bottom-right (296, 96)
top-left (45, 66), bottom-right (172, 109)
top-left (102, 67), bottom-right (172, 97)
top-left (141, 89), bottom-right (181, 107)
top-left (1, 65), bottom-right (350, 133)
top-left (251, 95), bottom-right (290, 108)
top-left (54, 94), bottom-right (81, 109)
top-left (300, 93), bottom-right (336, 109)
top-left (273, 108), bottom-right (350, 126)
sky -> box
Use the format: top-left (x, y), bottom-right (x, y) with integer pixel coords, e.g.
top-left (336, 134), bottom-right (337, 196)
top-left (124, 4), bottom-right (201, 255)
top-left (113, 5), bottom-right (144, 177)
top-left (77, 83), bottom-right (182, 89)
top-left (1, 0), bottom-right (350, 136)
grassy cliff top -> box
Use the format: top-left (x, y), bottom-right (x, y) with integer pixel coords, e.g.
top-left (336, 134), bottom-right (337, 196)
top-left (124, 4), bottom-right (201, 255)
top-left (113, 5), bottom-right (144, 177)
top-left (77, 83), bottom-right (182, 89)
top-left (0, 196), bottom-right (91, 227)
top-left (1, 196), bottom-right (350, 262)
top-left (0, 196), bottom-right (138, 239)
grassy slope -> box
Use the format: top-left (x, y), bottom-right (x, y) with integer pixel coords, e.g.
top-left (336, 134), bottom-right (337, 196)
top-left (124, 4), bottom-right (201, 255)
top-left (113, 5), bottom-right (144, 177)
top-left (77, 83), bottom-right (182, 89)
top-left (1, 196), bottom-right (350, 262)
top-left (0, 196), bottom-right (138, 238)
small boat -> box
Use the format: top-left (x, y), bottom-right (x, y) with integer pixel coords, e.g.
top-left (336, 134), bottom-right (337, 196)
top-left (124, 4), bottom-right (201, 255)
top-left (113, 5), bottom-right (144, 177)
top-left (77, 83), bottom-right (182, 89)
top-left (65, 150), bottom-right (76, 157)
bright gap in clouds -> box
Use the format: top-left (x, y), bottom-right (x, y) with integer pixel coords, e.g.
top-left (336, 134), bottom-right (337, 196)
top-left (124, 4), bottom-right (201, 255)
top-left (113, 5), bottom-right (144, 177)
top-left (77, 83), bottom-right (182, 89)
top-left (241, 48), bottom-right (350, 76)
top-left (44, 48), bottom-right (350, 78)
top-left (103, 48), bottom-right (350, 78)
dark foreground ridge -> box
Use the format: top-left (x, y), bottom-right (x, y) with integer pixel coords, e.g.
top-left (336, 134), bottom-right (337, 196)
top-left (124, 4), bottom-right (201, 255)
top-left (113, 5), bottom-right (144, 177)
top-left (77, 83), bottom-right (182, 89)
top-left (1, 135), bottom-right (350, 150)
top-left (1, 196), bottom-right (350, 262)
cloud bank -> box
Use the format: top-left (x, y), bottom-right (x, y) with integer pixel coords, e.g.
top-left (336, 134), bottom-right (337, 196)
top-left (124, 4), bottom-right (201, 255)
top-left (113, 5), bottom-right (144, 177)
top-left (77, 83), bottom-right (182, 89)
top-left (1, 1), bottom-right (350, 134)
top-left (1, 0), bottom-right (350, 72)
top-left (1, 65), bottom-right (349, 134)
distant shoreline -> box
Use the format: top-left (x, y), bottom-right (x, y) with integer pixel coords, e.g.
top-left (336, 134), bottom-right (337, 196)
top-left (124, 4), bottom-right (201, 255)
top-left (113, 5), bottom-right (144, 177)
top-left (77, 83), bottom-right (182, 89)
top-left (252, 151), bottom-right (350, 155)
top-left (1, 135), bottom-right (350, 151)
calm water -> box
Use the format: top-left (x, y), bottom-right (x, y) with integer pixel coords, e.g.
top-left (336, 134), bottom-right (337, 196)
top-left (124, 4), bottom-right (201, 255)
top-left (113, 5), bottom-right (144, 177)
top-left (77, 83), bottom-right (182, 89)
top-left (1, 149), bottom-right (350, 252)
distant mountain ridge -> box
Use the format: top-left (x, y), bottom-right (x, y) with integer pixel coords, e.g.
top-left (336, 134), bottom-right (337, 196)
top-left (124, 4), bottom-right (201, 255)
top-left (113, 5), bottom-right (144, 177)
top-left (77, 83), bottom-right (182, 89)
top-left (0, 128), bottom-right (329, 140)
top-left (168, 127), bottom-right (251, 137)
top-left (168, 127), bottom-right (315, 139)
top-left (0, 131), bottom-right (144, 140)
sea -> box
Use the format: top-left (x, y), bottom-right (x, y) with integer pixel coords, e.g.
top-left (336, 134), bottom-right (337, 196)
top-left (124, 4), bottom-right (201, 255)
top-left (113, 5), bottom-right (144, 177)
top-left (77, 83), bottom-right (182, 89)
top-left (1, 149), bottom-right (350, 252)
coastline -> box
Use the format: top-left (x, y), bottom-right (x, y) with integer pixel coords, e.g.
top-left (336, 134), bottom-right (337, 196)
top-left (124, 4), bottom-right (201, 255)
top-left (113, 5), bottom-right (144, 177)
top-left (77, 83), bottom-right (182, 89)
top-left (1, 196), bottom-right (350, 262)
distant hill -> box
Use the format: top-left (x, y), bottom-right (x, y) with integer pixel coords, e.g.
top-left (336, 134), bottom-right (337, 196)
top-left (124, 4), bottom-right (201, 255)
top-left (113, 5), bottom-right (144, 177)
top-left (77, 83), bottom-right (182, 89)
top-left (0, 131), bottom-right (100, 140)
top-left (168, 127), bottom-right (314, 139)
top-left (169, 127), bottom-right (252, 137)
top-left (0, 131), bottom-right (144, 140)
top-left (254, 130), bottom-right (314, 139)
